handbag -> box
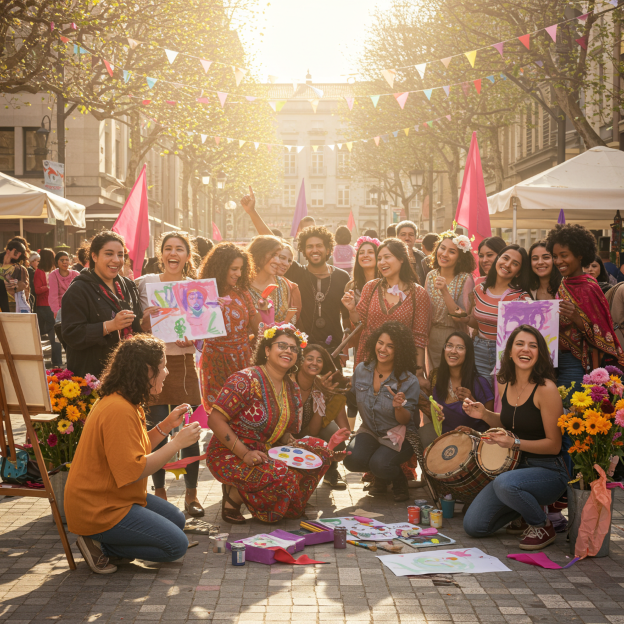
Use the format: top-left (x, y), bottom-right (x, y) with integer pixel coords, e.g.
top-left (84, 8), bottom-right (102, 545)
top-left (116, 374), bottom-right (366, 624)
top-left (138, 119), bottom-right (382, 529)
top-left (0, 448), bottom-right (41, 485)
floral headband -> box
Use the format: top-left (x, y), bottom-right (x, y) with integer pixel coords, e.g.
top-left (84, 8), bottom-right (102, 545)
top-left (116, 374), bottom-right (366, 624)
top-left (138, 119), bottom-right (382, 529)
top-left (438, 221), bottom-right (475, 253)
top-left (263, 323), bottom-right (308, 349)
top-left (355, 236), bottom-right (381, 251)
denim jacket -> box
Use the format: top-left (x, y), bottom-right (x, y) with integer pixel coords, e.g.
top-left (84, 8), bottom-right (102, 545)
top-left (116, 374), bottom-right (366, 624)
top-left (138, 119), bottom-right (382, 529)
top-left (349, 362), bottom-right (420, 437)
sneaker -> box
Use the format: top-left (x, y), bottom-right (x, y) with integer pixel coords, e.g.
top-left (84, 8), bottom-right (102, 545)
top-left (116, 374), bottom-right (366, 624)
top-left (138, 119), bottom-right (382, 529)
top-left (392, 473), bottom-right (410, 502)
top-left (108, 556), bottom-right (135, 565)
top-left (323, 467), bottom-right (347, 490)
top-left (518, 521), bottom-right (556, 550)
top-left (506, 517), bottom-right (528, 535)
top-left (369, 478), bottom-right (389, 496)
top-left (76, 536), bottom-right (118, 574)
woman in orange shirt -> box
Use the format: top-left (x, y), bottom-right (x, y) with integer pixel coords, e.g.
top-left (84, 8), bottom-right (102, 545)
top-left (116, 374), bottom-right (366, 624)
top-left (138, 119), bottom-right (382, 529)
top-left (65, 335), bottom-right (202, 575)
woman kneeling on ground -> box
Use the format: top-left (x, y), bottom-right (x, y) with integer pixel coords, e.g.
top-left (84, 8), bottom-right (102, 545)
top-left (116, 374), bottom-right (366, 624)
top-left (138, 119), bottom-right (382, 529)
top-left (65, 335), bottom-right (202, 574)
top-left (462, 325), bottom-right (567, 551)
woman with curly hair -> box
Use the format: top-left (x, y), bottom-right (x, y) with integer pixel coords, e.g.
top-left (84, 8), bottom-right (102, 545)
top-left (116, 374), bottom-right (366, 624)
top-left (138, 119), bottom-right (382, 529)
top-left (344, 321), bottom-right (421, 502)
top-left (425, 232), bottom-right (476, 368)
top-left (65, 334), bottom-right (202, 574)
top-left (462, 325), bottom-right (566, 551)
top-left (135, 232), bottom-right (204, 516)
top-left (545, 224), bottom-right (624, 387)
top-left (206, 324), bottom-right (350, 523)
top-left (198, 242), bottom-right (261, 410)
top-left (528, 240), bottom-right (562, 301)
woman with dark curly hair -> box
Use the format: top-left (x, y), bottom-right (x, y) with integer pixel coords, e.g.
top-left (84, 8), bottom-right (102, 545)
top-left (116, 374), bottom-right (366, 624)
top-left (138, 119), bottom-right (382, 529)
top-left (65, 334), bottom-right (202, 574)
top-left (528, 240), bottom-right (562, 300)
top-left (344, 321), bottom-right (421, 502)
top-left (197, 242), bottom-right (261, 410)
top-left (462, 325), bottom-right (567, 551)
top-left (545, 224), bottom-right (624, 388)
top-left (425, 231), bottom-right (476, 368)
top-left (206, 324), bottom-right (350, 523)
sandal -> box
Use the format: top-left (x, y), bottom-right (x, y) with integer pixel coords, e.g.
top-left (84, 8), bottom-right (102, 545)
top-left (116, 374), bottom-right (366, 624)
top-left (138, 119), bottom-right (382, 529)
top-left (221, 484), bottom-right (246, 524)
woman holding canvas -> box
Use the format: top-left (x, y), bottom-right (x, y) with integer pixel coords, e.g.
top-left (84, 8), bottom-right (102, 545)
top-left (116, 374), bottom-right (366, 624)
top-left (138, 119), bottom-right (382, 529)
top-left (136, 232), bottom-right (203, 517)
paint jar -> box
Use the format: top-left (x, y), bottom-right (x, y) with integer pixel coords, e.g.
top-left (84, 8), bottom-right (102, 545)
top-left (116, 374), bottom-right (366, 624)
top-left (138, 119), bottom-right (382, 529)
top-left (420, 505), bottom-right (433, 526)
top-left (407, 506), bottom-right (421, 525)
top-left (231, 542), bottom-right (246, 566)
top-left (334, 527), bottom-right (347, 549)
top-left (414, 499), bottom-right (428, 507)
top-left (440, 497), bottom-right (456, 519)
top-left (430, 509), bottom-right (443, 529)
top-left (213, 533), bottom-right (229, 554)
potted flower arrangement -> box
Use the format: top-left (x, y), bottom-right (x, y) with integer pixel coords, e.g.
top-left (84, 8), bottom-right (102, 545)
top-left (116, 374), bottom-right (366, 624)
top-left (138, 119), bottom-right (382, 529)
top-left (27, 368), bottom-right (100, 519)
top-left (558, 365), bottom-right (624, 556)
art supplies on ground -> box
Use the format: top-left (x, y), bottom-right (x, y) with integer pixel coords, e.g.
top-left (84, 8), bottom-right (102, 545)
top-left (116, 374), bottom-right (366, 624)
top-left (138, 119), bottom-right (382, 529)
top-left (268, 446), bottom-right (323, 469)
top-left (397, 533), bottom-right (456, 549)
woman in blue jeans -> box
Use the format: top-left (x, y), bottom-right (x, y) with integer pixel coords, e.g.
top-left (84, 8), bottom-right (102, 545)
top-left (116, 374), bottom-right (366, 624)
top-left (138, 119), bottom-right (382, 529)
top-left (461, 324), bottom-right (567, 551)
top-left (344, 321), bottom-right (420, 502)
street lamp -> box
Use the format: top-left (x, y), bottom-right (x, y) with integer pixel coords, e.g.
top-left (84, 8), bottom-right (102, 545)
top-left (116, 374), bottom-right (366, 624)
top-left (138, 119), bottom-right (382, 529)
top-left (409, 169), bottom-right (424, 188)
top-left (368, 186), bottom-right (379, 202)
top-left (216, 170), bottom-right (227, 190)
top-left (201, 170), bottom-right (211, 186)
top-left (36, 115), bottom-right (51, 153)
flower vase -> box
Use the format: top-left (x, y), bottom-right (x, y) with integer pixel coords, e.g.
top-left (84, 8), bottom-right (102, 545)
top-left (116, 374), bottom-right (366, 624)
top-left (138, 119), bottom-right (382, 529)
top-left (567, 484), bottom-right (613, 557)
top-left (49, 470), bottom-right (69, 523)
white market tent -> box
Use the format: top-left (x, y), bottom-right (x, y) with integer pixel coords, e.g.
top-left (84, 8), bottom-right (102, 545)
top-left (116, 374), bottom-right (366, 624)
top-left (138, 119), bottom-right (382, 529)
top-left (0, 172), bottom-right (86, 234)
top-left (487, 146), bottom-right (624, 238)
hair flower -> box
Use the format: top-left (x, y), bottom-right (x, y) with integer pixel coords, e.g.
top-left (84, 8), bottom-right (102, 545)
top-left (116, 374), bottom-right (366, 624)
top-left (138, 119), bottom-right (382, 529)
top-left (355, 236), bottom-right (381, 251)
top-left (263, 323), bottom-right (308, 348)
top-left (452, 234), bottom-right (473, 253)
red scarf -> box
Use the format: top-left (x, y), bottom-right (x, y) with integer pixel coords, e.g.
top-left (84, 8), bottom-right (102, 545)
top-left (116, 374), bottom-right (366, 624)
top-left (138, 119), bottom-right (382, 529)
top-left (99, 281), bottom-right (133, 340)
top-left (558, 274), bottom-right (624, 370)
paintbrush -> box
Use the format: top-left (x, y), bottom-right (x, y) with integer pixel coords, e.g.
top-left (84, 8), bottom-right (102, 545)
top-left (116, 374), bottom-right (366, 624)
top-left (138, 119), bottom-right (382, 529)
top-left (347, 540), bottom-right (378, 552)
top-left (376, 541), bottom-right (403, 553)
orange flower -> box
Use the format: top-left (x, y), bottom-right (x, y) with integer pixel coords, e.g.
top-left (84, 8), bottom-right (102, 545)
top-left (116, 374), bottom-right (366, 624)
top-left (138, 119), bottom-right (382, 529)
top-left (615, 441), bottom-right (624, 447)
top-left (72, 376), bottom-right (88, 387)
top-left (583, 409), bottom-right (601, 421)
top-left (616, 399), bottom-right (624, 411)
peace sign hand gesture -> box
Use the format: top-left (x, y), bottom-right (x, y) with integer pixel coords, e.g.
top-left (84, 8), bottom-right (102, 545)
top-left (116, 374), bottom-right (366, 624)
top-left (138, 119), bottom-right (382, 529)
top-left (241, 185), bottom-right (256, 213)
top-left (385, 385), bottom-right (407, 409)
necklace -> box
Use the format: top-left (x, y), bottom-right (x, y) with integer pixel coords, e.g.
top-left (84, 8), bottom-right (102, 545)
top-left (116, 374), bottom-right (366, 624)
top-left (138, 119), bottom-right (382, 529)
top-left (512, 382), bottom-right (531, 429)
top-left (374, 367), bottom-right (389, 380)
top-left (307, 266), bottom-right (333, 329)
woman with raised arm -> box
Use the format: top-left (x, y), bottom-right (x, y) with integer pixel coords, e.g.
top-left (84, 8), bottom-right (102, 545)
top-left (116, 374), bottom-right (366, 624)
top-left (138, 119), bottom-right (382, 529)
top-left (462, 325), bottom-right (567, 550)
top-left (528, 240), bottom-right (562, 301)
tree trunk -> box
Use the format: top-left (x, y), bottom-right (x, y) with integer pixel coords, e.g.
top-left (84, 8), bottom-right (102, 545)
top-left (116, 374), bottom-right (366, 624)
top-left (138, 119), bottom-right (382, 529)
top-left (191, 176), bottom-right (201, 235)
top-left (125, 111), bottom-right (143, 189)
top-left (554, 85), bottom-right (606, 148)
top-left (487, 128), bottom-right (505, 193)
top-left (181, 160), bottom-right (193, 232)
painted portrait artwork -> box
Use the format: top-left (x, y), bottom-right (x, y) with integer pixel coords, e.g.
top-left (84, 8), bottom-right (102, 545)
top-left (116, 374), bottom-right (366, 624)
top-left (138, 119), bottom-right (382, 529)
top-left (145, 278), bottom-right (227, 342)
top-left (496, 300), bottom-right (560, 370)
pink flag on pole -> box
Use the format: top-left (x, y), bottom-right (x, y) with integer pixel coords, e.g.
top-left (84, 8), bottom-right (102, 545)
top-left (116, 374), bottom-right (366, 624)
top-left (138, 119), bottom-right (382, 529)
top-left (212, 222), bottom-right (222, 241)
top-left (112, 164), bottom-right (150, 277)
top-left (347, 210), bottom-right (355, 231)
top-left (290, 179), bottom-right (308, 237)
top-left (454, 131), bottom-right (491, 249)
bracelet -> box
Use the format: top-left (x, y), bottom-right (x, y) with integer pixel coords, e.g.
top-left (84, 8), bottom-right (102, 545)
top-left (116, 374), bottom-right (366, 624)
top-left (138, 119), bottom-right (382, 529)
top-left (104, 321), bottom-right (109, 335)
top-left (230, 435), bottom-right (239, 452)
top-left (155, 424), bottom-right (167, 437)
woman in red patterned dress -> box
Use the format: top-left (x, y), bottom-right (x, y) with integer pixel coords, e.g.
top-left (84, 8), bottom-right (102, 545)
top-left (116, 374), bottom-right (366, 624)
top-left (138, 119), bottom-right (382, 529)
top-left (198, 243), bottom-right (261, 410)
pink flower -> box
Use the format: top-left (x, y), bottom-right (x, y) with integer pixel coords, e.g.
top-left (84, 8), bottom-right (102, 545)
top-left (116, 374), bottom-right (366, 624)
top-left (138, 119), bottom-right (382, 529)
top-left (589, 368), bottom-right (610, 384)
top-left (63, 423), bottom-right (74, 435)
top-left (583, 374), bottom-right (592, 384)
top-left (615, 410), bottom-right (624, 427)
top-left (613, 432), bottom-right (622, 440)
top-left (47, 434), bottom-right (58, 447)
top-left (611, 382), bottom-right (624, 397)
top-left (590, 385), bottom-right (608, 402)
top-left (84, 373), bottom-right (101, 390)
top-left (22, 443), bottom-right (32, 449)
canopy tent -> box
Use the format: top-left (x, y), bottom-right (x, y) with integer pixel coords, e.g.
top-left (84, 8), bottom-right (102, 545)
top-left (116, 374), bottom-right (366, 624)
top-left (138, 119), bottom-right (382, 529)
top-left (0, 172), bottom-right (86, 229)
top-left (487, 146), bottom-right (624, 237)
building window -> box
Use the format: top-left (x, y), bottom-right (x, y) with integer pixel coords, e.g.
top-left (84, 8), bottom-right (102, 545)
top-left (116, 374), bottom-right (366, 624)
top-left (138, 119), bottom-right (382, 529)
top-left (105, 122), bottom-right (112, 175)
top-left (337, 150), bottom-right (351, 176)
top-left (284, 152), bottom-right (296, 175)
top-left (311, 183), bottom-right (324, 207)
top-left (311, 147), bottom-right (324, 175)
top-left (365, 189), bottom-right (375, 206)
top-left (0, 128), bottom-right (15, 174)
top-left (283, 184), bottom-right (296, 207)
top-left (24, 128), bottom-right (47, 175)
top-left (115, 123), bottom-right (122, 179)
top-left (337, 185), bottom-right (350, 207)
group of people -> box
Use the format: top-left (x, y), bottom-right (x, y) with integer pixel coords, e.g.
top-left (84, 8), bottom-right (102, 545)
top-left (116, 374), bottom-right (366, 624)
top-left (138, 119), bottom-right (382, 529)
top-left (5, 196), bottom-right (624, 573)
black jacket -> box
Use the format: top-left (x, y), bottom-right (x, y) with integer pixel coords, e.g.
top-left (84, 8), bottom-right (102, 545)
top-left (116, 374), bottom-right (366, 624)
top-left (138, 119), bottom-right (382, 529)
top-left (61, 269), bottom-right (143, 379)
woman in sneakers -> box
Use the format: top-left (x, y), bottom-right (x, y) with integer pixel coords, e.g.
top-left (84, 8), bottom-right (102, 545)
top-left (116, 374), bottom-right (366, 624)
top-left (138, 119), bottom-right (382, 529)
top-left (461, 325), bottom-right (568, 550)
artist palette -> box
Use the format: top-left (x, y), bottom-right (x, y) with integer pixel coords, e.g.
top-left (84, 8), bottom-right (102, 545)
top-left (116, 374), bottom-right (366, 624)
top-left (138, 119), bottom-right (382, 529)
top-left (268, 446), bottom-right (323, 470)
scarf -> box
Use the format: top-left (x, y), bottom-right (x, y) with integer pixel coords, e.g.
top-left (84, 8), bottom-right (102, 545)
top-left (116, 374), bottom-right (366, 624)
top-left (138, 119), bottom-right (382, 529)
top-left (558, 274), bottom-right (624, 370)
top-left (98, 279), bottom-right (134, 340)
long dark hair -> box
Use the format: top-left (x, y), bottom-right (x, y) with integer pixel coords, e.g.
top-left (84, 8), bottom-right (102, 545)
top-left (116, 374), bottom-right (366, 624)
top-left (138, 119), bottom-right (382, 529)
top-left (431, 236), bottom-right (477, 275)
top-left (496, 324), bottom-right (556, 386)
top-left (352, 242), bottom-right (379, 292)
top-left (587, 254), bottom-right (609, 283)
top-left (247, 235), bottom-right (282, 272)
top-left (157, 231), bottom-right (197, 278)
top-left (435, 331), bottom-right (478, 403)
top-left (478, 236), bottom-right (506, 276)
top-left (528, 240), bottom-right (562, 295)
top-left (200, 242), bottom-right (253, 294)
top-left (99, 334), bottom-right (167, 407)
top-left (301, 344), bottom-right (336, 375)
top-left (89, 231), bottom-right (126, 262)
top-left (5, 240), bottom-right (26, 264)
top-left (253, 327), bottom-right (304, 375)
top-left (483, 244), bottom-right (530, 293)
top-left (377, 238), bottom-right (419, 285)
top-left (38, 248), bottom-right (56, 273)
top-left (363, 321), bottom-right (418, 379)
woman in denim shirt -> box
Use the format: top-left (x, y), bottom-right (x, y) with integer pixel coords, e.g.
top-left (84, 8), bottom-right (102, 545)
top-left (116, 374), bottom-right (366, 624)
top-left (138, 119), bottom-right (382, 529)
top-left (344, 321), bottom-right (420, 502)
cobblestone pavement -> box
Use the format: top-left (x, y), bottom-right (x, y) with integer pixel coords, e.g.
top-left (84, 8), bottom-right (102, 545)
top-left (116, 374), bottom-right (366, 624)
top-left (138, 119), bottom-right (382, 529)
top-left (2, 419), bottom-right (624, 623)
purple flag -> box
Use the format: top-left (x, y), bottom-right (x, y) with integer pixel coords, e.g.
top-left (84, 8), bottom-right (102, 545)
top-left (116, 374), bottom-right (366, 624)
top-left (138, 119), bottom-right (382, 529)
top-left (290, 178), bottom-right (308, 237)
top-left (558, 209), bottom-right (565, 225)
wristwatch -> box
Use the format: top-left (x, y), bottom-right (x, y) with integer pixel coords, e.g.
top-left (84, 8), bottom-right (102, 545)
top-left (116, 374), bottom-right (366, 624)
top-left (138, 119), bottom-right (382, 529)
top-left (512, 436), bottom-right (521, 450)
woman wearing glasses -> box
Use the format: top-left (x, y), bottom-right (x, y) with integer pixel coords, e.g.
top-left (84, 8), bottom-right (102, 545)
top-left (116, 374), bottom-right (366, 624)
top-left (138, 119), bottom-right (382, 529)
top-left (206, 324), bottom-right (350, 524)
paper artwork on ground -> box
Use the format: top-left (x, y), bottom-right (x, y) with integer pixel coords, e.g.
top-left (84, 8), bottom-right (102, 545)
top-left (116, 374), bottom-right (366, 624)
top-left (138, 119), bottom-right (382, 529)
top-left (318, 519), bottom-right (420, 541)
top-left (397, 533), bottom-right (456, 548)
top-left (378, 547), bottom-right (511, 577)
top-left (496, 300), bottom-right (559, 370)
top-left (239, 534), bottom-right (298, 550)
top-left (349, 509), bottom-right (384, 518)
top-left (146, 278), bottom-right (226, 342)
top-left (268, 446), bottom-right (323, 469)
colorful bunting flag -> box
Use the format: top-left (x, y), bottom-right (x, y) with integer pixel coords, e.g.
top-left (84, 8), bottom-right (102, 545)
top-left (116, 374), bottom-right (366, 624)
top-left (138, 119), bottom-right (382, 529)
top-left (443, 85), bottom-right (450, 97)
top-left (575, 36), bottom-right (588, 50)
top-left (296, 146), bottom-right (304, 153)
top-left (245, 96), bottom-right (256, 102)
top-left (487, 75), bottom-right (495, 83)
top-left (217, 92), bottom-right (228, 107)
top-left (254, 142), bottom-right (259, 150)
top-left (200, 134), bottom-right (207, 143)
top-left (404, 128), bottom-right (410, 136)
top-left (394, 92), bottom-right (409, 108)
top-left (268, 75), bottom-right (279, 84)
top-left (370, 95), bottom-right (380, 107)
top-left (50, 22), bottom-right (55, 31)
top-left (415, 63), bottom-right (427, 79)
top-left (374, 136), bottom-right (380, 146)
top-left (123, 70), bottom-right (130, 83)
top-left (310, 99), bottom-right (319, 113)
top-left (233, 67), bottom-right (247, 86)
top-left (545, 24), bottom-right (558, 42)
top-left (423, 89), bottom-right (433, 100)
top-left (275, 101), bottom-right (287, 112)
top-left (214, 137), bottom-right (221, 145)
top-left (446, 115), bottom-right (452, 121)
top-left (312, 145), bottom-right (319, 152)
top-left (493, 42), bottom-right (504, 57)
top-left (345, 97), bottom-right (355, 111)
top-left (381, 69), bottom-right (396, 88)
top-left (474, 79), bottom-right (481, 94)
top-left (127, 38), bottom-right (140, 49)
top-left (327, 145), bottom-right (335, 151)
top-left (381, 135), bottom-right (389, 143)
top-left (346, 142), bottom-right (353, 152)
top-left (200, 59), bottom-right (213, 73)
top-left (500, 73), bottom-right (507, 79)
top-left (308, 85), bottom-right (324, 98)
top-left (392, 131), bottom-right (399, 138)
top-left (518, 34), bottom-right (531, 49)
top-left (103, 59), bottom-right (114, 77)
top-left (427, 121), bottom-right (433, 128)
top-left (60, 36), bottom-right (69, 43)
top-left (165, 49), bottom-right (179, 64)
top-left (239, 140), bottom-right (246, 148)
top-left (441, 57), bottom-right (453, 68)
top-left (142, 100), bottom-right (151, 105)
top-left (165, 100), bottom-right (177, 106)
top-left (268, 101), bottom-right (277, 112)
top-left (577, 13), bottom-right (590, 20)
top-left (146, 77), bottom-right (157, 89)
top-left (465, 50), bottom-right (477, 67)
top-left (197, 97), bottom-right (210, 104)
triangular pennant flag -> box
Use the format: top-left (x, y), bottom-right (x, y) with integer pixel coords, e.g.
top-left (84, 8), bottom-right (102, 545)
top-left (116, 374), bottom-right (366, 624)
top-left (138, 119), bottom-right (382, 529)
top-left (245, 96), bottom-right (256, 102)
top-left (50, 22), bottom-right (55, 31)
top-left (441, 57), bottom-right (453, 68)
top-left (465, 50), bottom-right (477, 67)
top-left (610, 0), bottom-right (618, 6)
top-left (200, 134), bottom-right (207, 143)
top-left (575, 36), bottom-right (588, 50)
top-left (292, 80), bottom-right (298, 92)
top-left (310, 99), bottom-right (319, 113)
top-left (518, 34), bottom-right (531, 49)
top-left (474, 79), bottom-right (482, 94)
top-left (296, 146), bottom-right (304, 153)
top-left (423, 89), bottom-right (433, 100)
top-left (370, 95), bottom-right (380, 108)
top-left (461, 82), bottom-right (470, 96)
top-left (500, 73), bottom-right (507, 79)
top-left (577, 13), bottom-right (590, 21)
top-left (492, 42), bottom-right (505, 57)
top-left (414, 125), bottom-right (419, 132)
top-left (141, 100), bottom-right (151, 105)
top-left (276, 100), bottom-right (286, 112)
top-left (427, 121), bottom-right (433, 128)
top-left (127, 38), bottom-right (139, 49)
top-left (309, 85), bottom-right (324, 98)
top-left (443, 85), bottom-right (450, 97)
top-left (374, 136), bottom-right (380, 146)
top-left (268, 75), bottom-right (279, 84)
top-left (545, 24), bottom-right (558, 42)
top-left (327, 145), bottom-right (335, 151)
top-left (70, 22), bottom-right (77, 29)
top-left (254, 142), bottom-right (259, 150)
top-left (165, 49), bottom-right (179, 64)
top-left (199, 59), bottom-right (213, 73)
top-left (312, 145), bottom-right (318, 152)
top-left (536, 60), bottom-right (543, 67)
top-left (268, 101), bottom-right (276, 112)
top-left (381, 135), bottom-right (389, 143)
top-left (214, 137), bottom-right (221, 145)
top-left (197, 97), bottom-right (210, 104)
top-left (103, 59), bottom-right (114, 77)
top-left (226, 138), bottom-right (233, 143)
top-left (446, 115), bottom-right (452, 121)
top-left (345, 97), bottom-right (355, 111)
top-left (415, 63), bottom-right (427, 79)
top-left (346, 142), bottom-right (353, 152)
top-left (239, 140), bottom-right (246, 148)
top-left (337, 143), bottom-right (343, 149)
top-left (267, 145), bottom-right (272, 153)
top-left (392, 131), bottom-right (399, 138)
top-left (217, 92), bottom-right (228, 107)
top-left (487, 75), bottom-right (495, 83)
top-left (123, 70), bottom-right (130, 83)
top-left (146, 77), bottom-right (157, 89)
top-left (381, 69), bottom-right (396, 88)
top-left (285, 145), bottom-right (292, 152)
top-left (394, 92), bottom-right (409, 108)
top-left (404, 128), bottom-right (410, 136)
top-left (165, 100), bottom-right (177, 106)
top-left (233, 67), bottom-right (247, 86)
top-left (60, 36), bottom-right (69, 43)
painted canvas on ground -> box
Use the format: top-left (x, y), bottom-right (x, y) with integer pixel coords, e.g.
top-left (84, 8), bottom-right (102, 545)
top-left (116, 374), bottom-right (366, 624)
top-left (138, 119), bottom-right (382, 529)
top-left (496, 300), bottom-right (559, 370)
top-left (146, 278), bottom-right (226, 342)
top-left (378, 547), bottom-right (511, 577)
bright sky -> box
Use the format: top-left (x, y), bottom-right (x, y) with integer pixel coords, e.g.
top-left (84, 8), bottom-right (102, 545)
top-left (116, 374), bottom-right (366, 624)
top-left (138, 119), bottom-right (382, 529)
top-left (242, 0), bottom-right (390, 83)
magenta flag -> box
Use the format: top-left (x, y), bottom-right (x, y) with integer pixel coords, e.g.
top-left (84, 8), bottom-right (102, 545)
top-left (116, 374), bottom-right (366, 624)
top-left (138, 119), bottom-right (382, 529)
top-left (112, 164), bottom-right (150, 277)
top-left (558, 209), bottom-right (566, 225)
top-left (290, 178), bottom-right (308, 237)
top-left (347, 210), bottom-right (355, 231)
top-left (455, 131), bottom-right (491, 247)
top-left (212, 222), bottom-right (222, 241)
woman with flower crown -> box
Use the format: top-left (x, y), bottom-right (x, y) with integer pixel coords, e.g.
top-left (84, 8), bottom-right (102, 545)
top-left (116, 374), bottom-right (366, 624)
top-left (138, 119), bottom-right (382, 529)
top-left (206, 324), bottom-right (350, 524)
top-left (425, 229), bottom-right (476, 369)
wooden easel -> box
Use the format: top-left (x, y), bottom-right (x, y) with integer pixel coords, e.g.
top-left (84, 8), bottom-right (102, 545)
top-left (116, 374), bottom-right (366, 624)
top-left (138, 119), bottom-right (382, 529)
top-left (0, 314), bottom-right (75, 570)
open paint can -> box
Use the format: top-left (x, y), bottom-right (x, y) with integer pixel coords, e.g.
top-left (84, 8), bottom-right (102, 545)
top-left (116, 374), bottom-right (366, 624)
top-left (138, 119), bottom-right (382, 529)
top-left (430, 509), bottom-right (443, 528)
top-left (212, 533), bottom-right (229, 553)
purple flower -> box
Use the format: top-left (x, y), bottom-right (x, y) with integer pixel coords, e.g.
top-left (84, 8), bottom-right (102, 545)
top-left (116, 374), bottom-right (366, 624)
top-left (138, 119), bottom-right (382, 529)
top-left (590, 385), bottom-right (609, 402)
top-left (613, 432), bottom-right (622, 440)
top-left (47, 434), bottom-right (58, 447)
top-left (81, 385), bottom-right (92, 395)
top-left (583, 374), bottom-right (592, 385)
top-left (55, 369), bottom-right (74, 381)
top-left (325, 335), bottom-right (333, 345)
top-left (606, 365), bottom-right (623, 377)
top-left (616, 410), bottom-right (624, 427)
top-left (590, 368), bottom-right (610, 384)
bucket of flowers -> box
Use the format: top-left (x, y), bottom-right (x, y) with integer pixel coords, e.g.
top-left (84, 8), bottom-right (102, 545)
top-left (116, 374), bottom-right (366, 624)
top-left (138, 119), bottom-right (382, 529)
top-left (557, 366), bottom-right (624, 557)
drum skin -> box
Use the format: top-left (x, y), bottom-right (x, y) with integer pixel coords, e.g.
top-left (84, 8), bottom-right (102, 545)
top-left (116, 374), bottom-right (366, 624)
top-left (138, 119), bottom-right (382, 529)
top-left (476, 428), bottom-right (521, 476)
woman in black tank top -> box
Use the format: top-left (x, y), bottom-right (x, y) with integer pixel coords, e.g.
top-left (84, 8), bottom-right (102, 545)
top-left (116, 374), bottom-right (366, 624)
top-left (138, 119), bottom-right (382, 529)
top-left (461, 324), bottom-right (568, 551)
